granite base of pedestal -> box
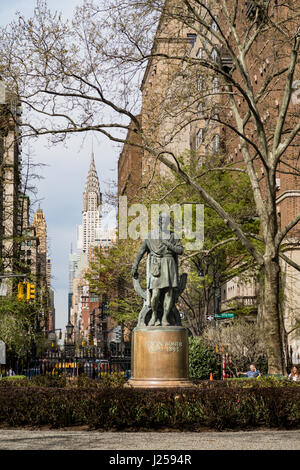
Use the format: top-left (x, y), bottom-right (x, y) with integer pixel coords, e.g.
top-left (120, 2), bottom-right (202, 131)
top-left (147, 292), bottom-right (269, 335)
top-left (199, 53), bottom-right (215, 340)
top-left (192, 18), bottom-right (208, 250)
top-left (126, 326), bottom-right (194, 388)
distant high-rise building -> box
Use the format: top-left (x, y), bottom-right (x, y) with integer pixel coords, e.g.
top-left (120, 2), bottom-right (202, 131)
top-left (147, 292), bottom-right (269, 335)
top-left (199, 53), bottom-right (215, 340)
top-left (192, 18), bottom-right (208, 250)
top-left (69, 153), bottom-right (118, 350)
top-left (76, 224), bottom-right (83, 251)
top-left (32, 207), bottom-right (54, 332)
top-left (32, 208), bottom-right (48, 286)
top-left (80, 152), bottom-right (102, 253)
top-left (0, 85), bottom-right (23, 275)
top-left (68, 250), bottom-right (80, 323)
top-left (33, 208), bottom-right (47, 254)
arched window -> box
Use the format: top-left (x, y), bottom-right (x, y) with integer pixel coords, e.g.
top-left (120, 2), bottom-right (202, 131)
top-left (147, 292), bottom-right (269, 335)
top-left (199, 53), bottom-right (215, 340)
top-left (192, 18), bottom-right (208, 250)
top-left (197, 48), bottom-right (204, 59)
top-left (211, 17), bottom-right (218, 32)
top-left (211, 48), bottom-right (218, 62)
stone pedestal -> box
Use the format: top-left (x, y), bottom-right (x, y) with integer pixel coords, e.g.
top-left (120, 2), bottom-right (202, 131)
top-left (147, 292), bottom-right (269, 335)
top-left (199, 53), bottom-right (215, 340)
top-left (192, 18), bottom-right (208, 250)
top-left (126, 326), bottom-right (193, 388)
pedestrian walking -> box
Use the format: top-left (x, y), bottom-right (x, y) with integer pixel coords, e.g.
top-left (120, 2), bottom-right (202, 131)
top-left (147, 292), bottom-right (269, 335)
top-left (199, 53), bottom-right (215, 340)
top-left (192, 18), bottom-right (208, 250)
top-left (288, 365), bottom-right (300, 382)
top-left (237, 363), bottom-right (261, 378)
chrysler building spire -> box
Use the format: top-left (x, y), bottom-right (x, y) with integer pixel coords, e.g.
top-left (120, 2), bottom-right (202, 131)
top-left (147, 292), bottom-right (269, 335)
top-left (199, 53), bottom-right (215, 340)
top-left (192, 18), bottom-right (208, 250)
top-left (81, 152), bottom-right (102, 252)
top-left (83, 152), bottom-right (101, 212)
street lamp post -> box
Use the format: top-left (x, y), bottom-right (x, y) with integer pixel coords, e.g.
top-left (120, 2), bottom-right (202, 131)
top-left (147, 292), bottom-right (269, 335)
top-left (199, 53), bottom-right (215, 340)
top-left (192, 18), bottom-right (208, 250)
top-left (65, 321), bottom-right (75, 358)
top-left (198, 253), bottom-right (221, 323)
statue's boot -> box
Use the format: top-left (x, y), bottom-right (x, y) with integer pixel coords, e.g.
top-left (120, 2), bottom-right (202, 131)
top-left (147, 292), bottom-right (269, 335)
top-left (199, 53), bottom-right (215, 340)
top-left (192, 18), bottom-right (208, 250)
top-left (161, 315), bottom-right (171, 327)
top-left (148, 314), bottom-right (157, 326)
top-left (154, 320), bottom-right (161, 326)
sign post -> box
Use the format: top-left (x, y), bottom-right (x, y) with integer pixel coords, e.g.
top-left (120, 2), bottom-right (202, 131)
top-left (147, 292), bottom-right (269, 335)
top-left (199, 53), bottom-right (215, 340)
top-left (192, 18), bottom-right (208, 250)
top-left (215, 313), bottom-right (235, 319)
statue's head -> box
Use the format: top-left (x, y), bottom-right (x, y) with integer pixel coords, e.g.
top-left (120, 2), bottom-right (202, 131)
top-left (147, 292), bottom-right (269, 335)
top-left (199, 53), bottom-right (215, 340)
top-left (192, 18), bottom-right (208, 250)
top-left (158, 212), bottom-right (170, 231)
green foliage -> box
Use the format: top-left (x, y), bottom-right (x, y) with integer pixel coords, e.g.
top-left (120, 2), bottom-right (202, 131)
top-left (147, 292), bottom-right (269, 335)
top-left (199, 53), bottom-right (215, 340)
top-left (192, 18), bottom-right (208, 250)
top-left (99, 372), bottom-right (127, 387)
top-left (189, 337), bottom-right (220, 379)
top-left (0, 375), bottom-right (27, 381)
top-left (29, 374), bottom-right (68, 388)
top-left (0, 382), bottom-right (300, 430)
top-left (76, 373), bottom-right (126, 388)
top-left (86, 238), bottom-right (143, 331)
top-left (0, 295), bottom-right (40, 356)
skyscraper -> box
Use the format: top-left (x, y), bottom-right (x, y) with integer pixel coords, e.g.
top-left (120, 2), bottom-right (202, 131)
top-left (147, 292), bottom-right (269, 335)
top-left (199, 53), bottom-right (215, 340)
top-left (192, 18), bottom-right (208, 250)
top-left (79, 152), bottom-right (103, 253)
top-left (32, 207), bottom-right (54, 332)
top-left (70, 153), bottom-right (101, 336)
top-left (69, 152), bottom-right (116, 348)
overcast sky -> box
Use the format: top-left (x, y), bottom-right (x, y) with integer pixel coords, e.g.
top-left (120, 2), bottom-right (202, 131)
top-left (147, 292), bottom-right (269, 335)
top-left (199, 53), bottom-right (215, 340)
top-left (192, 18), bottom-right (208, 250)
top-left (0, 0), bottom-right (120, 338)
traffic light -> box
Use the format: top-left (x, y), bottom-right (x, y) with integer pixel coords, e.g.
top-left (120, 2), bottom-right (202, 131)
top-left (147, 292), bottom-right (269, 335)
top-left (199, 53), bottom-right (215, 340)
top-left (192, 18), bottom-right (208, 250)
top-left (59, 330), bottom-right (62, 340)
top-left (17, 282), bottom-right (25, 301)
top-left (88, 333), bottom-right (93, 346)
top-left (26, 283), bottom-right (35, 301)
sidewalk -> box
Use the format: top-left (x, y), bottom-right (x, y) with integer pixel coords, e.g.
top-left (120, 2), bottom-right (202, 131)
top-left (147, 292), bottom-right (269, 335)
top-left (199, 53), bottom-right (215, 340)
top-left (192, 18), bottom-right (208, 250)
top-left (0, 429), bottom-right (300, 450)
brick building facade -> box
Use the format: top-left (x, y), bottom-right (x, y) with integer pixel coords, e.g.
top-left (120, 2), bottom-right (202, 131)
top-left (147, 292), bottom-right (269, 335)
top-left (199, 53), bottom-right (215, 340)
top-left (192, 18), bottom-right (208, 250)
top-left (117, 0), bottom-right (300, 361)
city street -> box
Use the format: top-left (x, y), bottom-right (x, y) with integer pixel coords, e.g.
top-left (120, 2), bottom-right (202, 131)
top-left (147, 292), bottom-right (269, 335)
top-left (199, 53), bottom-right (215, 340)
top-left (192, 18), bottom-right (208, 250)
top-left (0, 429), bottom-right (300, 450)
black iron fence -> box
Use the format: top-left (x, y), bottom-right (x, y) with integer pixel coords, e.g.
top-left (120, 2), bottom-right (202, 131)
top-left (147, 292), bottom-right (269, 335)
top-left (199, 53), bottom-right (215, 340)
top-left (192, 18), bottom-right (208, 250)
top-left (0, 355), bottom-right (131, 380)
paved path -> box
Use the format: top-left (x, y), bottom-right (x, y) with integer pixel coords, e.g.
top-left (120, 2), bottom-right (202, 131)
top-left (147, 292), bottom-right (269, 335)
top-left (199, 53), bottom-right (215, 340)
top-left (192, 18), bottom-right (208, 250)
top-left (0, 429), bottom-right (299, 450)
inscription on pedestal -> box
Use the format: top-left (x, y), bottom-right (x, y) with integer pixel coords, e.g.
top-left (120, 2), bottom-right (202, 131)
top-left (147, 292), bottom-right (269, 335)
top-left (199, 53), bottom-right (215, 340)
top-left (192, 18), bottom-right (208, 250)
top-left (146, 340), bottom-right (183, 353)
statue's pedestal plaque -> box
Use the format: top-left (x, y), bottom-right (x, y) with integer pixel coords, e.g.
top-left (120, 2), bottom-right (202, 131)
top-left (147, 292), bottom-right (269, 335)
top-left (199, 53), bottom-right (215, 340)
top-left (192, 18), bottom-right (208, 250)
top-left (126, 326), bottom-right (193, 388)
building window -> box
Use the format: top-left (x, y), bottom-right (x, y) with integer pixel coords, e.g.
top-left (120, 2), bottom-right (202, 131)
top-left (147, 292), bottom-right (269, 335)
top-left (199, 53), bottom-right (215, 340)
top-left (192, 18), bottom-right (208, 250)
top-left (213, 134), bottom-right (220, 153)
top-left (211, 48), bottom-right (218, 63)
top-left (196, 48), bottom-right (204, 59)
top-left (196, 129), bottom-right (204, 148)
top-left (197, 76), bottom-right (204, 91)
top-left (187, 33), bottom-right (197, 47)
top-left (211, 18), bottom-right (218, 32)
top-left (197, 102), bottom-right (204, 118)
top-left (212, 113), bottom-right (219, 127)
top-left (212, 77), bottom-right (219, 94)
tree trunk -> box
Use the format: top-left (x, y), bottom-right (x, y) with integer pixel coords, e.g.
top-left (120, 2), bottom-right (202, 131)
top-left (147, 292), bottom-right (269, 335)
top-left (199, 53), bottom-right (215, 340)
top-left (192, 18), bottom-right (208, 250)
top-left (263, 258), bottom-right (286, 375)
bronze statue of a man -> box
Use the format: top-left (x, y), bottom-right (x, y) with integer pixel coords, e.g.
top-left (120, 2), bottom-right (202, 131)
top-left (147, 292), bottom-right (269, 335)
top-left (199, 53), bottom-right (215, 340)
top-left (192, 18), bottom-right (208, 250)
top-left (131, 213), bottom-right (183, 327)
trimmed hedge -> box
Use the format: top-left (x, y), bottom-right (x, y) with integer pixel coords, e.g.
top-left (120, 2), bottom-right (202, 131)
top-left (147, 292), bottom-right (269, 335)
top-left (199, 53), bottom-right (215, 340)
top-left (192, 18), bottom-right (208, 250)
top-left (0, 380), bottom-right (300, 430)
top-left (0, 375), bottom-right (27, 381)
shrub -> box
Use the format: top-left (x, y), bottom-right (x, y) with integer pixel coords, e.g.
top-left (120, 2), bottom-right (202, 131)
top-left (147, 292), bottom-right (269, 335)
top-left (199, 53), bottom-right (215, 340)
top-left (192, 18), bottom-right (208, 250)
top-left (0, 381), bottom-right (299, 430)
top-left (189, 337), bottom-right (220, 379)
top-left (1, 375), bottom-right (27, 381)
top-left (29, 374), bottom-right (67, 388)
top-left (99, 372), bottom-right (127, 387)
